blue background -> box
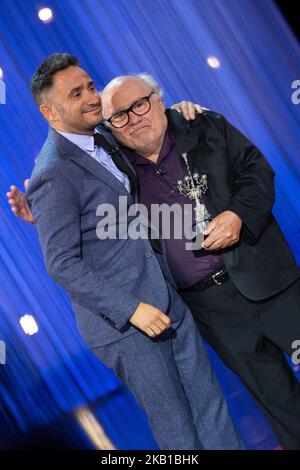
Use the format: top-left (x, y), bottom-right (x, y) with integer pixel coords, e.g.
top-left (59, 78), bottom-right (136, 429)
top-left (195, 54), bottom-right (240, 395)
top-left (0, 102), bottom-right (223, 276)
top-left (0, 0), bottom-right (299, 449)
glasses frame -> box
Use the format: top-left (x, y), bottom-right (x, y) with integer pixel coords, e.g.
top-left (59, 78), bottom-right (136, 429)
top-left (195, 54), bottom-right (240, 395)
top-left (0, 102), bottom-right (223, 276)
top-left (105, 91), bottom-right (156, 128)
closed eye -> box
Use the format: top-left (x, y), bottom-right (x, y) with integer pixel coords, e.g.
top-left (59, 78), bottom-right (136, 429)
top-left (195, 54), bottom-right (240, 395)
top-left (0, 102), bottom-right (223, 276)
top-left (133, 99), bottom-right (146, 109)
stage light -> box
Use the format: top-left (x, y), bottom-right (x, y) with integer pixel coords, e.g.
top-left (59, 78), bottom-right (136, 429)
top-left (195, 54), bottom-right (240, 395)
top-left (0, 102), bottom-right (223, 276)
top-left (38, 7), bottom-right (53, 23)
top-left (0, 68), bottom-right (3, 79)
top-left (207, 56), bottom-right (221, 69)
top-left (19, 314), bottom-right (39, 335)
top-left (75, 406), bottom-right (116, 450)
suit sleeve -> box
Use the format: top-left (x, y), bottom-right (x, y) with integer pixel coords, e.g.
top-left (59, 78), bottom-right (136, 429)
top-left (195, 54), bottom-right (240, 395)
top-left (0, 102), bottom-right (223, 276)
top-left (27, 168), bottom-right (140, 330)
top-left (215, 114), bottom-right (275, 245)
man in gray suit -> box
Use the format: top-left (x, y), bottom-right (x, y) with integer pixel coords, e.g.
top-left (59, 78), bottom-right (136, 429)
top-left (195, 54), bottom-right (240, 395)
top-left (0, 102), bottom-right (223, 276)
top-left (10, 53), bottom-right (242, 450)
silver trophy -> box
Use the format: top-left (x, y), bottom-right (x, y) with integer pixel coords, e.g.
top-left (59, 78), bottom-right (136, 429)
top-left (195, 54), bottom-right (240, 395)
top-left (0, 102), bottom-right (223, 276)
top-left (177, 153), bottom-right (212, 249)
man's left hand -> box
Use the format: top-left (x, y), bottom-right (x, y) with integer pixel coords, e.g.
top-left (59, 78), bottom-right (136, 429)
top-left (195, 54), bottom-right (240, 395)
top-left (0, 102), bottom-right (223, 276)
top-left (6, 180), bottom-right (34, 224)
top-left (202, 211), bottom-right (242, 251)
top-left (171, 101), bottom-right (205, 121)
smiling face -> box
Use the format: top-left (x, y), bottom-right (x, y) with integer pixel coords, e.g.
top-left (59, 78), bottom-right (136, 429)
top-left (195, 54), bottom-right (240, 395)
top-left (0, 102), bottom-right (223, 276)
top-left (101, 77), bottom-right (168, 156)
top-left (40, 66), bottom-right (103, 135)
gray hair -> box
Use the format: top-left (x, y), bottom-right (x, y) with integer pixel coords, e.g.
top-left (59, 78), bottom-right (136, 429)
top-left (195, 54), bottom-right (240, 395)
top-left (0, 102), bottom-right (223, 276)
top-left (102, 73), bottom-right (164, 98)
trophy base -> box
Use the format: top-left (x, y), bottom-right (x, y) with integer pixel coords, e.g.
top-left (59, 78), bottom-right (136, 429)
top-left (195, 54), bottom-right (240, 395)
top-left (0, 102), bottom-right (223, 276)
top-left (192, 237), bottom-right (209, 255)
top-left (191, 219), bottom-right (212, 255)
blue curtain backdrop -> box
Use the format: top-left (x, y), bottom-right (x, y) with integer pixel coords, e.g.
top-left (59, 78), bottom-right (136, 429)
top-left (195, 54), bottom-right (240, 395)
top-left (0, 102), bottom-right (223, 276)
top-left (0, 0), bottom-right (299, 449)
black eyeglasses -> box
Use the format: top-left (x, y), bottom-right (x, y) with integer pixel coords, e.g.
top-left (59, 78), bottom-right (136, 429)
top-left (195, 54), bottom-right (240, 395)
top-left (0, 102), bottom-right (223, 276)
top-left (105, 91), bottom-right (156, 128)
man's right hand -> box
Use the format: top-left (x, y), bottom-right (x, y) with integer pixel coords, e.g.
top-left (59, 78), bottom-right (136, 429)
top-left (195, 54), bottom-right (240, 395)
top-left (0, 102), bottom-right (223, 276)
top-left (129, 303), bottom-right (172, 338)
top-left (6, 179), bottom-right (35, 224)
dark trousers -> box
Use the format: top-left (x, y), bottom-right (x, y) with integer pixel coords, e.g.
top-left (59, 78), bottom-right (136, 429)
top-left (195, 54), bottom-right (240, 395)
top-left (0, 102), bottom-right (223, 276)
top-left (180, 277), bottom-right (300, 450)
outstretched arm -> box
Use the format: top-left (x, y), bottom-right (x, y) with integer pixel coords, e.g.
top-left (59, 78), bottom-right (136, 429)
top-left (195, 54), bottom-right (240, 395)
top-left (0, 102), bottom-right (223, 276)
top-left (7, 101), bottom-right (205, 225)
top-left (7, 175), bottom-right (171, 337)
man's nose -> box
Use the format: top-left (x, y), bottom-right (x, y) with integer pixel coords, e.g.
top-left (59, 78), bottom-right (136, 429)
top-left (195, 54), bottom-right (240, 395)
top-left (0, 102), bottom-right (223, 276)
top-left (128, 111), bottom-right (142, 125)
top-left (85, 90), bottom-right (100, 105)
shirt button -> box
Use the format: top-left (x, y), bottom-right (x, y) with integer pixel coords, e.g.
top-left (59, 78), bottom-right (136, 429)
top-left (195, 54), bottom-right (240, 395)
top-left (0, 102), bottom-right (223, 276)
top-left (145, 251), bottom-right (152, 258)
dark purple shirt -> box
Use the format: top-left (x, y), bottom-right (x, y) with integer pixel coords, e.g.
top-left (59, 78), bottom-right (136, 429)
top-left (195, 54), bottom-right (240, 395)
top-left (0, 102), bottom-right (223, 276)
top-left (126, 128), bottom-right (224, 288)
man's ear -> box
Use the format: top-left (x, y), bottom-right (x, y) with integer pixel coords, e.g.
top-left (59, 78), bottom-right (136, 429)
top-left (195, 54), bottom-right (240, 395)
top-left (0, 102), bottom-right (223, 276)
top-left (39, 103), bottom-right (57, 123)
top-left (158, 96), bottom-right (165, 111)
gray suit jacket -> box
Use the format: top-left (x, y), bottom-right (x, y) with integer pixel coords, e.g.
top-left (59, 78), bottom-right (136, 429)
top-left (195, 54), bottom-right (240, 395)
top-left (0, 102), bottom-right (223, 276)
top-left (27, 127), bottom-right (181, 348)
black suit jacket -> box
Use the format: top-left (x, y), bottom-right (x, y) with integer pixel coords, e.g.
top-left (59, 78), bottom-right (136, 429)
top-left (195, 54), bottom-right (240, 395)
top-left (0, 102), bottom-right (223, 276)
top-left (164, 109), bottom-right (300, 300)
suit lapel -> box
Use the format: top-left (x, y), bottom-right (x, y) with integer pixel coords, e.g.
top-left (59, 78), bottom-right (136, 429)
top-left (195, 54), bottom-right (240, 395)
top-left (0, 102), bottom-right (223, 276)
top-left (70, 147), bottom-right (131, 197)
top-left (166, 109), bottom-right (205, 175)
top-left (48, 127), bottom-right (132, 198)
top-left (96, 125), bottom-right (139, 202)
top-left (166, 110), bottom-right (219, 217)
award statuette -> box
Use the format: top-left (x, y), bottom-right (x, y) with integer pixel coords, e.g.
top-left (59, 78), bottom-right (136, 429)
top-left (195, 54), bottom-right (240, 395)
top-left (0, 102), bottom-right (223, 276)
top-left (177, 153), bottom-right (212, 250)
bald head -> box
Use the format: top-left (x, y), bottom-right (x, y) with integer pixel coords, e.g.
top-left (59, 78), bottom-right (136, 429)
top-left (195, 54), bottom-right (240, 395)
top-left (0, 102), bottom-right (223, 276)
top-left (102, 73), bottom-right (163, 103)
top-left (101, 75), bottom-right (167, 159)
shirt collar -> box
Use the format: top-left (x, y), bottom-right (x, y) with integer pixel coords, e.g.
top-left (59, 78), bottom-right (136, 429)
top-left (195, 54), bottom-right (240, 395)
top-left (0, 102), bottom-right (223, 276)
top-left (57, 129), bottom-right (99, 153)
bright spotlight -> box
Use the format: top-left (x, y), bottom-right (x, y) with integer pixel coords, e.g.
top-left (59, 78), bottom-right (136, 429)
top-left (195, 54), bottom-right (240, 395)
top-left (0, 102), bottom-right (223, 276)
top-left (0, 68), bottom-right (3, 79)
top-left (38, 7), bottom-right (53, 23)
top-left (207, 56), bottom-right (221, 69)
top-left (19, 315), bottom-right (39, 336)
